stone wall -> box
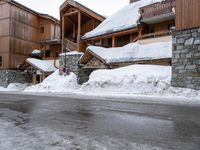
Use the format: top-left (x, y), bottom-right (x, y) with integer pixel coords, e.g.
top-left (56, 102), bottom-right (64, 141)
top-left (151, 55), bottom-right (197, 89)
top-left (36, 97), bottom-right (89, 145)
top-left (0, 69), bottom-right (32, 87)
top-left (172, 27), bottom-right (200, 90)
top-left (59, 54), bottom-right (94, 84)
top-left (77, 67), bottom-right (95, 84)
top-left (59, 54), bottom-right (82, 76)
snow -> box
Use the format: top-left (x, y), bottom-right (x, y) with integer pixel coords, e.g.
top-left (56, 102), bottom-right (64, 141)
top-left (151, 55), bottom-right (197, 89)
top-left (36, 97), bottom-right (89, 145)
top-left (79, 65), bottom-right (200, 99)
top-left (0, 111), bottom-right (165, 150)
top-left (0, 83), bottom-right (29, 92)
top-left (87, 41), bottom-right (172, 64)
top-left (60, 51), bottom-right (83, 56)
top-left (24, 70), bottom-right (79, 93)
top-left (21, 64), bottom-right (200, 102)
top-left (26, 58), bottom-right (57, 72)
top-left (32, 49), bottom-right (42, 54)
top-left (83, 0), bottom-right (163, 39)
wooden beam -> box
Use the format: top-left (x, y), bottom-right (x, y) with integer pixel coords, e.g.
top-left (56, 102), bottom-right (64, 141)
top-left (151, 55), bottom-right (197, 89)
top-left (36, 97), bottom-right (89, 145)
top-left (83, 27), bottom-right (139, 41)
top-left (73, 24), bottom-right (76, 39)
top-left (77, 11), bottom-right (81, 51)
top-left (62, 16), bottom-right (65, 53)
top-left (112, 36), bottom-right (116, 47)
top-left (138, 27), bottom-right (143, 39)
top-left (64, 10), bottom-right (79, 16)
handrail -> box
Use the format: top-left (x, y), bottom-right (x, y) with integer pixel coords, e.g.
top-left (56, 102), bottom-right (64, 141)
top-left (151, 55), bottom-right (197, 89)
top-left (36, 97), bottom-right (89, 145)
top-left (140, 0), bottom-right (176, 18)
top-left (140, 30), bottom-right (171, 39)
top-left (63, 38), bottom-right (77, 51)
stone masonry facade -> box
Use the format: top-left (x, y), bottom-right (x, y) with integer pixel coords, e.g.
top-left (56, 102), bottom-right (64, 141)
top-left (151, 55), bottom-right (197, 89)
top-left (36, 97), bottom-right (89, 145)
top-left (0, 70), bottom-right (32, 87)
top-left (59, 54), bottom-right (94, 84)
top-left (172, 27), bottom-right (200, 90)
top-left (59, 54), bottom-right (82, 76)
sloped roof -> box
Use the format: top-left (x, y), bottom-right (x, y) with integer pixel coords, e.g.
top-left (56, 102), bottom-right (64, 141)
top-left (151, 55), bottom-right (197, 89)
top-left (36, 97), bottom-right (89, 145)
top-left (79, 41), bottom-right (172, 65)
top-left (26, 58), bottom-right (57, 73)
top-left (5, 0), bottom-right (59, 23)
top-left (82, 0), bottom-right (163, 40)
top-left (60, 0), bottom-right (105, 22)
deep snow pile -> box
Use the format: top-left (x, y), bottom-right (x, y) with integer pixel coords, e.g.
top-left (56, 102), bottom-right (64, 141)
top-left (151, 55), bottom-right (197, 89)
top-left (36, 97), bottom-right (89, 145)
top-left (83, 0), bottom-right (163, 39)
top-left (0, 83), bottom-right (28, 92)
top-left (79, 65), bottom-right (200, 98)
top-left (24, 70), bottom-right (79, 93)
top-left (87, 41), bottom-right (172, 63)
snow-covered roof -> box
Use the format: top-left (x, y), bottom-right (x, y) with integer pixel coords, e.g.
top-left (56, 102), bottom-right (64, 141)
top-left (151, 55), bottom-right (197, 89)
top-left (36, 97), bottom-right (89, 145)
top-left (60, 51), bottom-right (83, 56)
top-left (32, 49), bottom-right (42, 55)
top-left (86, 41), bottom-right (172, 64)
top-left (83, 0), bottom-right (163, 39)
top-left (26, 58), bottom-right (57, 72)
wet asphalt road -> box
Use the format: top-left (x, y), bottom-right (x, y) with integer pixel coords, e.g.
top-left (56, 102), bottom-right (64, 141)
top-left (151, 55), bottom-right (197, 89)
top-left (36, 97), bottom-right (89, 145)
top-left (0, 93), bottom-right (200, 150)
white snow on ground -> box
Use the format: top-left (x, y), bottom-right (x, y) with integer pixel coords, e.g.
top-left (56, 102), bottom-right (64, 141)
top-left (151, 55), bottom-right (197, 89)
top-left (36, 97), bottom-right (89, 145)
top-left (78, 65), bottom-right (200, 99)
top-left (87, 41), bottom-right (172, 63)
top-left (0, 115), bottom-right (165, 150)
top-left (26, 58), bottom-right (57, 72)
top-left (83, 0), bottom-right (163, 39)
top-left (0, 83), bottom-right (28, 92)
top-left (22, 64), bottom-right (200, 103)
top-left (24, 70), bottom-right (79, 93)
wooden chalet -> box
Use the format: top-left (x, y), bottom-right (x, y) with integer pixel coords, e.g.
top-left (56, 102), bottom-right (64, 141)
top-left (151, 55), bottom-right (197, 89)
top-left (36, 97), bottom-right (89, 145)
top-left (0, 0), bottom-right (61, 71)
top-left (79, 0), bottom-right (175, 69)
top-left (82, 0), bottom-right (175, 48)
top-left (60, 0), bottom-right (105, 52)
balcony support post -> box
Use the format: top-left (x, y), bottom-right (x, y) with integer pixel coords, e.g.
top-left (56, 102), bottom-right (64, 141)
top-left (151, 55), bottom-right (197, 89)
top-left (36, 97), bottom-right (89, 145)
top-left (112, 36), bottom-right (116, 47)
top-left (62, 15), bottom-right (65, 53)
top-left (77, 11), bottom-right (81, 51)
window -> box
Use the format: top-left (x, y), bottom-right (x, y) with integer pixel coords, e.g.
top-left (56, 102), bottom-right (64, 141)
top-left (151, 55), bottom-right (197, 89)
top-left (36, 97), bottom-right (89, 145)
top-left (168, 23), bottom-right (175, 31)
top-left (40, 44), bottom-right (44, 49)
top-left (40, 27), bottom-right (44, 33)
top-left (0, 56), bottom-right (2, 67)
top-left (94, 40), bottom-right (102, 46)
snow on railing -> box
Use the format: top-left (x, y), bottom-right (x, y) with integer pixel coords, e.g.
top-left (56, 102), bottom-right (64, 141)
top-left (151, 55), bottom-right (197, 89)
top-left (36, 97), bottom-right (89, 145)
top-left (140, 0), bottom-right (175, 18)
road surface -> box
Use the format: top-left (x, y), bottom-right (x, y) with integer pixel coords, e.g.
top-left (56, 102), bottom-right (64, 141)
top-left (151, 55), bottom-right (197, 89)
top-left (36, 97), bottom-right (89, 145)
top-left (0, 93), bottom-right (200, 150)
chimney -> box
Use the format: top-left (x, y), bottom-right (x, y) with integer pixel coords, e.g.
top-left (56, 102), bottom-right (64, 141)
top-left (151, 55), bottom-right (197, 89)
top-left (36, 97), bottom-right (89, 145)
top-left (130, 0), bottom-right (140, 3)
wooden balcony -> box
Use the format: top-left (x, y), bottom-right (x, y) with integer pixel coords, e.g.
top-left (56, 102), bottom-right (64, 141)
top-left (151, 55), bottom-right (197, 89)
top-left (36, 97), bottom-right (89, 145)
top-left (63, 38), bottom-right (77, 51)
top-left (140, 0), bottom-right (175, 19)
top-left (139, 30), bottom-right (171, 39)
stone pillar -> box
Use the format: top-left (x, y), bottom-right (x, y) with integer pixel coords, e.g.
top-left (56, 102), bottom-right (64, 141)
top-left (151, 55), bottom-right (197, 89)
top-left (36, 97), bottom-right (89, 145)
top-left (172, 27), bottom-right (200, 90)
top-left (59, 53), bottom-right (82, 76)
top-left (59, 53), bottom-right (95, 84)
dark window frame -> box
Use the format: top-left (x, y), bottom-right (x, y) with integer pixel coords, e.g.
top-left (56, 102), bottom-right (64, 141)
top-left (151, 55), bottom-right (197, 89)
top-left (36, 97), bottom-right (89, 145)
top-left (40, 26), bottom-right (44, 33)
top-left (0, 56), bottom-right (2, 67)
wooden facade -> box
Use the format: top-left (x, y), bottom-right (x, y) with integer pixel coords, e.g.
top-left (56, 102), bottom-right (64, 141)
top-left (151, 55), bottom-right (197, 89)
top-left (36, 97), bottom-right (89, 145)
top-left (60, 0), bottom-right (105, 52)
top-left (83, 0), bottom-right (175, 49)
top-left (0, 0), bottom-right (61, 70)
top-left (39, 15), bottom-right (61, 60)
top-left (176, 0), bottom-right (200, 30)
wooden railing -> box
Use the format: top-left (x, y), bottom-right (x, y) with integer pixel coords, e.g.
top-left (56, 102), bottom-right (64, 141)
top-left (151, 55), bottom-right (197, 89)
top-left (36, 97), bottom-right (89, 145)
top-left (140, 0), bottom-right (175, 19)
top-left (63, 38), bottom-right (77, 51)
top-left (139, 30), bottom-right (171, 39)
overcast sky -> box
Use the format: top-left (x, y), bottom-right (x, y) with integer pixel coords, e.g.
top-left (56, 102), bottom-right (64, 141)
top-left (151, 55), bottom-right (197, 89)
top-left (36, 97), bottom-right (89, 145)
top-left (15, 0), bottom-right (129, 19)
